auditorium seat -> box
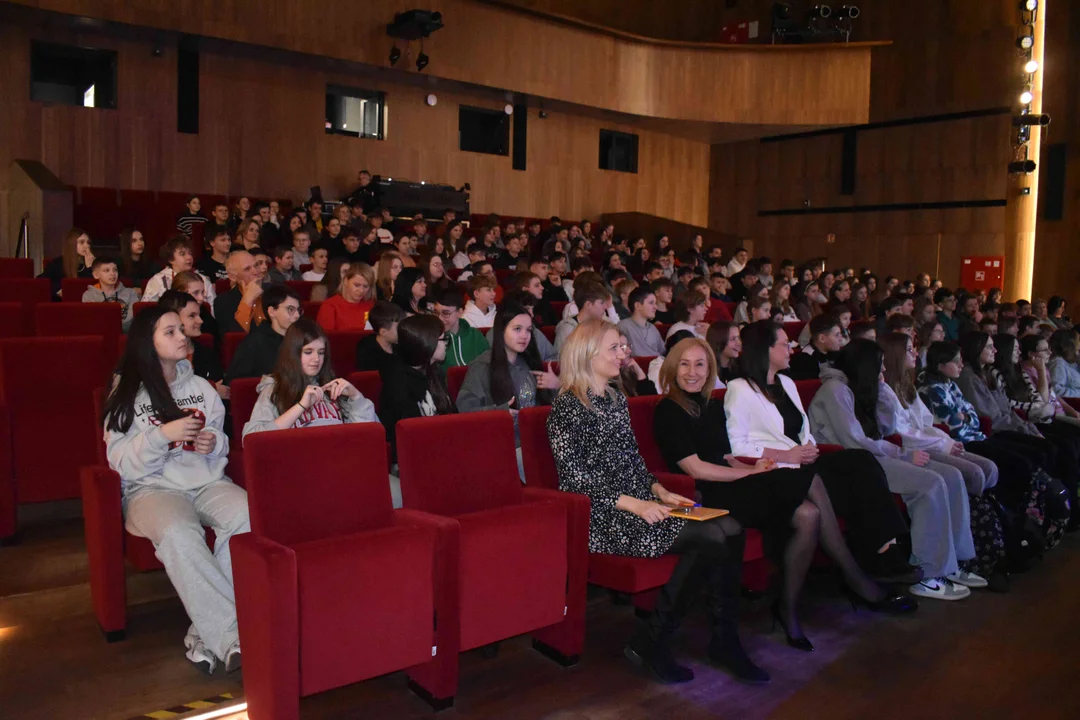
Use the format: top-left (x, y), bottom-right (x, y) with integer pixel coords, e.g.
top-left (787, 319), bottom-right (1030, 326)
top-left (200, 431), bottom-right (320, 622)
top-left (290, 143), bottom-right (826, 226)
top-left (517, 405), bottom-right (689, 614)
top-left (447, 365), bottom-right (468, 403)
top-left (0, 278), bottom-right (51, 335)
top-left (327, 330), bottom-right (371, 377)
top-left (549, 301), bottom-right (567, 317)
top-left (396, 411), bottom-right (588, 667)
top-left (233, 424), bottom-right (458, 717)
top-left (0, 336), bottom-right (106, 539)
top-left (0, 258), bottom-right (34, 279)
top-left (794, 379), bottom-right (822, 410)
top-left (0, 303), bottom-right (28, 338)
top-left (301, 301), bottom-right (322, 320)
top-left (345, 371), bottom-right (381, 414)
top-left (284, 280), bottom-right (318, 300)
top-left (783, 321), bottom-right (807, 341)
top-left (35, 303), bottom-right (123, 368)
top-left (60, 277), bottom-right (98, 302)
top-left (656, 323), bottom-right (672, 339)
top-left (539, 326), bottom-right (556, 343)
top-left (215, 278), bottom-right (231, 296)
top-left (222, 332), bottom-right (245, 370)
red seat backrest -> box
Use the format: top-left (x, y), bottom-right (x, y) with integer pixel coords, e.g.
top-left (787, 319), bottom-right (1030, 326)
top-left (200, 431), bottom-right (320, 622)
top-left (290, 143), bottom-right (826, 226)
top-left (301, 301), bottom-right (322, 319)
top-left (0, 259), bottom-right (34, 279)
top-left (634, 356), bottom-right (655, 374)
top-left (539, 326), bottom-right (555, 343)
top-left (230, 377), bottom-right (262, 441)
top-left (447, 365), bottom-right (469, 403)
top-left (550, 301), bottom-right (567, 317)
top-left (35, 303), bottom-right (122, 368)
top-left (60, 277), bottom-right (98, 302)
top-left (214, 278), bottom-right (231, 296)
top-left (794, 379), bottom-right (822, 410)
top-left (0, 279), bottom-right (51, 335)
top-left (0, 303), bottom-right (27, 338)
top-left (397, 411), bottom-right (522, 516)
top-left (656, 323), bottom-right (672, 339)
top-left (327, 331), bottom-right (371, 377)
top-left (244, 424), bottom-right (393, 546)
top-left (345, 371), bottom-right (382, 414)
top-left (518, 406), bottom-right (558, 490)
top-left (627, 395), bottom-right (666, 472)
top-left (222, 332), bottom-right (246, 370)
top-left (783, 321), bottom-right (806, 342)
top-left (284, 281), bottom-right (317, 301)
top-left (0, 337), bottom-right (107, 502)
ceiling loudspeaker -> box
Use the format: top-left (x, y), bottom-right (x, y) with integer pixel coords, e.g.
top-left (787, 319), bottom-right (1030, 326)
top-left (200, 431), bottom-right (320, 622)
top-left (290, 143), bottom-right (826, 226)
top-left (386, 10), bottom-right (444, 40)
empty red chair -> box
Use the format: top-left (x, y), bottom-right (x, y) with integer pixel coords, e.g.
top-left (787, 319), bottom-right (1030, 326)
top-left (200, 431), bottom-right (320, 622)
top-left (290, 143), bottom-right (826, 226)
top-left (397, 411), bottom-right (588, 667)
top-left (284, 281), bottom-right (317, 300)
top-left (326, 331), bottom-right (370, 377)
top-left (60, 277), bottom-right (98, 302)
top-left (35, 303), bottom-right (123, 368)
top-left (447, 365), bottom-right (468, 403)
top-left (0, 258), bottom-right (34, 279)
top-left (0, 302), bottom-right (28, 338)
top-left (0, 278), bottom-right (51, 335)
top-left (233, 424), bottom-right (458, 718)
top-left (0, 336), bottom-right (106, 539)
top-left (345, 371), bottom-right (382, 414)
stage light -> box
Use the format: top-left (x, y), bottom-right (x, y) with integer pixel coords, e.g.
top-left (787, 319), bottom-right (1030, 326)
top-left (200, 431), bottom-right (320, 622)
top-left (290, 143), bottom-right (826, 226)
top-left (1008, 160), bottom-right (1037, 174)
top-left (771, 2), bottom-right (799, 33)
top-left (836, 5), bottom-right (860, 18)
top-left (1019, 90), bottom-right (1034, 104)
top-left (1013, 113), bottom-right (1051, 126)
top-left (1021, 0), bottom-right (1038, 11)
top-left (808, 4), bottom-right (832, 19)
top-left (1024, 59), bottom-right (1039, 73)
top-left (416, 51), bottom-right (429, 71)
top-left (1016, 33), bottom-right (1034, 49)
top-left (389, 46), bottom-right (401, 66)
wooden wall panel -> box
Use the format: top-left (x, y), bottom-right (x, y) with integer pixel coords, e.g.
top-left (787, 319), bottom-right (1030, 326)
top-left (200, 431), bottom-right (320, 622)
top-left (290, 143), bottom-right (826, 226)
top-left (1, 0), bottom-right (878, 126)
top-left (0, 20), bottom-right (711, 245)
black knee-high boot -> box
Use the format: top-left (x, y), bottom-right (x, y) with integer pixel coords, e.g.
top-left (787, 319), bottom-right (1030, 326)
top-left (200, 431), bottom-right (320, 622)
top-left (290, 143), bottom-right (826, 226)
top-left (705, 536), bottom-right (770, 684)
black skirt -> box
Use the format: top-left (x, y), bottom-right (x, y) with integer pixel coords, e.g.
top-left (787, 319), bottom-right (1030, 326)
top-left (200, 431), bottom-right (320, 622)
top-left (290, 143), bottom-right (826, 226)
top-left (697, 467), bottom-right (814, 557)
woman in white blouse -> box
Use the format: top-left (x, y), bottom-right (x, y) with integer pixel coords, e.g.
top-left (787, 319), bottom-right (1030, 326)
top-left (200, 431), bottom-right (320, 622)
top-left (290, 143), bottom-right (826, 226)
top-left (723, 320), bottom-right (919, 587)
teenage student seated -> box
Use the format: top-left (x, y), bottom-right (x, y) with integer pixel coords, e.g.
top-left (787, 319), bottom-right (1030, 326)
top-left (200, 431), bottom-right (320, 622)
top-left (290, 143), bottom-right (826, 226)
top-left (617, 286), bottom-right (667, 358)
top-left (225, 285), bottom-right (302, 383)
top-left (40, 227), bottom-right (95, 298)
top-left (555, 280), bottom-right (613, 353)
top-left (355, 301), bottom-right (406, 373)
top-left (301, 246), bottom-right (328, 282)
top-left (654, 338), bottom-right (913, 651)
top-left (242, 318), bottom-right (377, 439)
top-left (546, 319), bottom-right (767, 685)
top-left (666, 290), bottom-right (709, 340)
top-left (102, 307), bottom-right (248, 674)
top-left (786, 313), bottom-right (843, 381)
top-left (141, 236), bottom-right (217, 306)
top-left (158, 290), bottom-right (228, 401)
top-left (196, 229), bottom-right (232, 282)
top-left (432, 285), bottom-right (488, 371)
top-left (267, 245), bottom-right (301, 284)
top-left (82, 256), bottom-right (140, 332)
top-left (462, 274), bottom-right (498, 329)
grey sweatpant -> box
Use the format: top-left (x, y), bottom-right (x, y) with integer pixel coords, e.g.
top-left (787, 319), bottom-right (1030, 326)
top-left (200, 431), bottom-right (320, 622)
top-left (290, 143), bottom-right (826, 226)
top-left (124, 480), bottom-right (250, 660)
top-left (878, 457), bottom-right (974, 579)
top-left (928, 450), bottom-right (999, 496)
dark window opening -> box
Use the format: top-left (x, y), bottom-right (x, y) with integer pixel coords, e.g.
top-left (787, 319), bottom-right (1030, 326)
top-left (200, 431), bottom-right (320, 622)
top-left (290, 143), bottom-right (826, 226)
top-left (30, 41), bottom-right (117, 109)
top-left (459, 106), bottom-right (510, 156)
top-left (599, 129), bottom-right (639, 173)
top-left (325, 85), bottom-right (385, 140)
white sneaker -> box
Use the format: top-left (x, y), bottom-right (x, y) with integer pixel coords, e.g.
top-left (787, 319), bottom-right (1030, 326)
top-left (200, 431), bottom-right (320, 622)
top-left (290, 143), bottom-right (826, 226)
top-left (225, 640), bottom-right (242, 673)
top-left (184, 626), bottom-right (217, 674)
top-left (909, 577), bottom-right (971, 601)
top-left (947, 570), bottom-right (989, 589)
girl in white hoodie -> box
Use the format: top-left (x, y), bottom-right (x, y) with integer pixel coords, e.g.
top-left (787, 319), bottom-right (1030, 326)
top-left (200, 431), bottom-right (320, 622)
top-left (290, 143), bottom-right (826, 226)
top-left (242, 317), bottom-right (378, 440)
top-left (103, 306), bottom-right (248, 674)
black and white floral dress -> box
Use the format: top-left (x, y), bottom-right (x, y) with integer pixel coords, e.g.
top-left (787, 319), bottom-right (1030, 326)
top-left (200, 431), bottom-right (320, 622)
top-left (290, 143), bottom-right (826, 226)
top-left (547, 388), bottom-right (685, 557)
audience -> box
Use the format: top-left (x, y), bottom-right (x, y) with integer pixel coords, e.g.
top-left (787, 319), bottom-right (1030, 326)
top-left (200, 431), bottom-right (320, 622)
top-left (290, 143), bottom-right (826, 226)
top-left (310, 258), bottom-right (347, 302)
top-left (666, 290), bottom-right (709, 341)
top-left (556, 280), bottom-right (613, 352)
top-left (463, 274), bottom-right (498, 330)
top-left (787, 314), bottom-right (843, 381)
top-left (618, 286), bottom-right (667, 358)
top-left (226, 285), bottom-right (301, 383)
top-left (197, 229), bottom-right (232, 281)
top-left (118, 228), bottom-right (161, 286)
top-left (375, 251), bottom-right (404, 301)
top-left (213, 251), bottom-right (263, 334)
top-left (315, 263), bottom-right (376, 331)
top-left (39, 227), bottom-right (95, 298)
top-left (158, 290), bottom-right (227, 401)
top-left (433, 285), bottom-right (488, 370)
top-left (390, 267), bottom-right (430, 316)
top-left (242, 318), bottom-right (377, 438)
top-left (82, 256), bottom-right (139, 332)
top-left (1047, 329), bottom-right (1080, 398)
top-left (267, 245), bottom-right (301, 284)
top-left (142, 236), bottom-right (216, 306)
top-left (356, 301), bottom-right (405, 373)
top-left (102, 306), bottom-right (247, 674)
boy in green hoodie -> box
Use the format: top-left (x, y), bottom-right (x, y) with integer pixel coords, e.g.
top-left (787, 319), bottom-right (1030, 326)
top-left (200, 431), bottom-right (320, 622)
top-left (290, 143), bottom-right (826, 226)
top-left (433, 285), bottom-right (489, 370)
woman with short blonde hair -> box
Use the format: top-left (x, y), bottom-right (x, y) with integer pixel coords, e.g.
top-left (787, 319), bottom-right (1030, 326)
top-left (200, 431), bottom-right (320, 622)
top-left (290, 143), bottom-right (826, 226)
top-left (548, 319), bottom-right (766, 685)
top-left (315, 262), bottom-right (376, 331)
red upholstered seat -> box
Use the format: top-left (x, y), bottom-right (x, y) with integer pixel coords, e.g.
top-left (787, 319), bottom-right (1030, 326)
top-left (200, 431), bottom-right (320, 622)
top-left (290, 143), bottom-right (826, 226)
top-left (447, 365), bottom-right (468, 403)
top-left (35, 303), bottom-right (123, 369)
top-left (301, 300), bottom-right (322, 320)
top-left (783, 321), bottom-right (806, 341)
top-left (397, 411), bottom-right (587, 664)
top-left (284, 281), bottom-right (318, 300)
top-left (539, 326), bottom-right (556, 343)
top-left (226, 377), bottom-right (261, 486)
top-left (60, 277), bottom-right (98, 302)
top-left (327, 331), bottom-right (370, 376)
top-left (0, 278), bottom-right (51, 335)
top-left (345, 371), bottom-right (381, 414)
top-left (0, 337), bottom-right (106, 538)
top-left (0, 258), bottom-right (34, 279)
top-left (656, 323), bottom-right (672, 339)
top-left (794, 379), bottom-right (822, 409)
top-left (0, 303), bottom-right (28, 338)
top-left (222, 332), bottom-right (245, 370)
top-left (550, 301), bottom-right (567, 317)
top-left (234, 424), bottom-right (458, 717)
top-left (214, 278), bottom-right (231, 296)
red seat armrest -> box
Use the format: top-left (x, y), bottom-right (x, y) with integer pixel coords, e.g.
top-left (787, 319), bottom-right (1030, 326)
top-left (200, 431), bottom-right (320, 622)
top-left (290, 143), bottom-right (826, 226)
top-left (978, 416), bottom-right (993, 435)
top-left (231, 533), bottom-right (300, 720)
top-left (0, 403), bottom-right (13, 539)
top-left (884, 434), bottom-right (903, 447)
top-left (80, 465), bottom-right (126, 634)
top-left (817, 444), bottom-right (844, 454)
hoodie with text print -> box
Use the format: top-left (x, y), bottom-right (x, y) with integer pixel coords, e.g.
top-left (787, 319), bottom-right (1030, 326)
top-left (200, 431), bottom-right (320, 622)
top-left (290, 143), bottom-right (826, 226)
top-left (105, 359), bottom-right (230, 498)
top-left (242, 375), bottom-right (379, 443)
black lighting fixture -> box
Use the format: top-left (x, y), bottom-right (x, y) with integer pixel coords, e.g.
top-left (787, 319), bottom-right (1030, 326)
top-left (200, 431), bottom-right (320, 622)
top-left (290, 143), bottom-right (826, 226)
top-left (416, 46), bottom-right (429, 71)
top-left (389, 45), bottom-right (401, 66)
top-left (771, 2), bottom-right (799, 38)
top-left (1013, 113), bottom-right (1051, 126)
top-left (1008, 160), bottom-right (1037, 174)
top-left (835, 5), bottom-right (859, 18)
top-left (386, 9), bottom-right (443, 71)
top-left (807, 4), bottom-right (832, 19)
top-left (1016, 31), bottom-right (1034, 49)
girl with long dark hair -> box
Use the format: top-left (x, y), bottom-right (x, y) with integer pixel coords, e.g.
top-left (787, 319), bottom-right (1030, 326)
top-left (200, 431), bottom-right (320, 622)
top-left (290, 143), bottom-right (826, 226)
top-left (102, 307), bottom-right (247, 674)
top-left (379, 314), bottom-right (454, 459)
top-left (242, 318), bottom-right (377, 438)
top-left (1016, 334), bottom-right (1080, 428)
top-left (879, 333), bottom-right (1008, 590)
top-left (809, 339), bottom-right (981, 600)
top-left (706, 321), bottom-right (742, 387)
top-left (158, 290), bottom-right (227, 401)
top-left (655, 338), bottom-right (912, 653)
top-left (119, 227), bottom-right (161, 285)
top-left (390, 266), bottom-right (431, 315)
top-left (39, 227), bottom-right (95, 298)
top-left (724, 321), bottom-right (918, 585)
top-left (309, 257), bottom-right (349, 302)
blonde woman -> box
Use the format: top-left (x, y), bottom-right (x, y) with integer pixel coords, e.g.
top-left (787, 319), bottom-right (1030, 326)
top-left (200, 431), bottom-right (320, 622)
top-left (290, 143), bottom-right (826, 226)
top-left (375, 251), bottom-right (404, 301)
top-left (234, 219), bottom-right (261, 251)
top-left (315, 263), bottom-right (376, 331)
top-left (547, 319), bottom-right (767, 686)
